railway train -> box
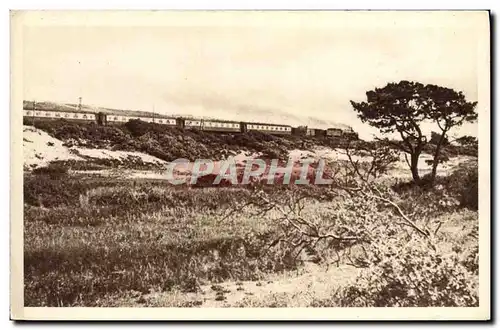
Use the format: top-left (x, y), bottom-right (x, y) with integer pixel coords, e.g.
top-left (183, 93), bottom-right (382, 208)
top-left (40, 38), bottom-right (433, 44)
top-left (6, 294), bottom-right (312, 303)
top-left (22, 105), bottom-right (358, 140)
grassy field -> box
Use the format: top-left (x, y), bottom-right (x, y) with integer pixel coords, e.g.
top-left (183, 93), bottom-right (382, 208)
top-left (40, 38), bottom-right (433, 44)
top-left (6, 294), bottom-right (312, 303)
top-left (24, 174), bottom-right (312, 306)
top-left (24, 156), bottom-right (479, 307)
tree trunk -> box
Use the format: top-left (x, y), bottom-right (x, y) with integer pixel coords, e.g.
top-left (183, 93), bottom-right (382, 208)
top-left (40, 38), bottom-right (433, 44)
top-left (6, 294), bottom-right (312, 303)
top-left (429, 131), bottom-right (448, 185)
top-left (410, 152), bottom-right (421, 184)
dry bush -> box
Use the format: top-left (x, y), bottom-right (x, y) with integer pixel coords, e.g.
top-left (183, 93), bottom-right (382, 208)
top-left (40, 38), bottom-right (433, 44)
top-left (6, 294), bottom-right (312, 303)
top-left (222, 140), bottom-right (479, 307)
top-left (244, 184), bottom-right (478, 307)
top-left (32, 162), bottom-right (69, 178)
top-left (336, 235), bottom-right (478, 307)
top-left (443, 160), bottom-right (478, 210)
top-left (393, 159), bottom-right (478, 211)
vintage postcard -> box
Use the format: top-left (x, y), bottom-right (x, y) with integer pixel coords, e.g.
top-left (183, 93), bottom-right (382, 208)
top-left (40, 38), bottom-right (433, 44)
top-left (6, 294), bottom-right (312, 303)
top-left (10, 10), bottom-right (490, 320)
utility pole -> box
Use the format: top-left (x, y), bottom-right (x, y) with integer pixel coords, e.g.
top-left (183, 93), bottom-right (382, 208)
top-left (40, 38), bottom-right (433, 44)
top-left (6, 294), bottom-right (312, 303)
top-left (33, 100), bottom-right (37, 126)
top-left (78, 97), bottom-right (82, 111)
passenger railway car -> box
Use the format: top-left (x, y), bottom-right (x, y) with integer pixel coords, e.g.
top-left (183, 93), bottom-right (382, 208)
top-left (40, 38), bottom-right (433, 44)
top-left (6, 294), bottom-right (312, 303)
top-left (184, 119), bottom-right (203, 130)
top-left (291, 126), bottom-right (307, 136)
top-left (23, 109), bottom-right (97, 122)
top-left (243, 122), bottom-right (292, 135)
top-left (106, 114), bottom-right (178, 127)
top-left (202, 120), bottom-right (241, 133)
top-left (307, 128), bottom-right (326, 137)
top-left (154, 117), bottom-right (178, 126)
top-left (107, 114), bottom-right (139, 124)
top-left (326, 128), bottom-right (343, 137)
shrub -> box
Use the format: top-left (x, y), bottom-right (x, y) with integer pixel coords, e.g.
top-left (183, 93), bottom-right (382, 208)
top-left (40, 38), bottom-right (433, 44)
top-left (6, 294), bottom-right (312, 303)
top-left (259, 148), bottom-right (282, 160)
top-left (24, 174), bottom-right (126, 208)
top-left (336, 236), bottom-right (479, 307)
top-left (124, 119), bottom-right (150, 137)
top-left (444, 161), bottom-right (478, 210)
top-left (392, 159), bottom-right (478, 211)
top-left (392, 183), bottom-right (460, 219)
top-left (31, 120), bottom-right (130, 149)
top-left (424, 149), bottom-right (451, 166)
top-left (429, 131), bottom-right (449, 146)
top-left (32, 163), bottom-right (68, 178)
top-left (454, 136), bottom-right (478, 157)
top-left (24, 174), bottom-right (76, 207)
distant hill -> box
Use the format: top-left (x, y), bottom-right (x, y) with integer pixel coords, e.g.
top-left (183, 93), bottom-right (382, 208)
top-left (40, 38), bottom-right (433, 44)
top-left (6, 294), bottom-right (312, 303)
top-left (23, 101), bottom-right (88, 113)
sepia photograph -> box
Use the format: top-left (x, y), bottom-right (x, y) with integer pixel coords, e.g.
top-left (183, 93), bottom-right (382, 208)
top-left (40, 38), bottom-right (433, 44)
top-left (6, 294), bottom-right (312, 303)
top-left (10, 10), bottom-right (490, 320)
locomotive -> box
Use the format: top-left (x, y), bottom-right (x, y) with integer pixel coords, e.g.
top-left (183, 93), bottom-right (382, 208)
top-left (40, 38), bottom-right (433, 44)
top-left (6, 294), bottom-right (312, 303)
top-left (22, 103), bottom-right (358, 139)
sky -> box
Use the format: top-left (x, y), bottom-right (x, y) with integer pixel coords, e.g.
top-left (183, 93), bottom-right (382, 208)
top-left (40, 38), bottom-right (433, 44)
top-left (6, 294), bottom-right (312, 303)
top-left (19, 11), bottom-right (486, 140)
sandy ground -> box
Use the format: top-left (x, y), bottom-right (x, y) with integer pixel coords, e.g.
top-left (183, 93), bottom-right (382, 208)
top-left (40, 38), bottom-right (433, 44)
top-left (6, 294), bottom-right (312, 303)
top-left (23, 126), bottom-right (83, 169)
top-left (73, 148), bottom-right (167, 166)
top-left (23, 126), bottom-right (168, 170)
top-left (137, 262), bottom-right (360, 307)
